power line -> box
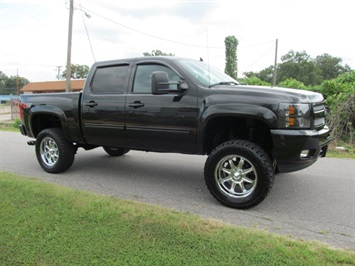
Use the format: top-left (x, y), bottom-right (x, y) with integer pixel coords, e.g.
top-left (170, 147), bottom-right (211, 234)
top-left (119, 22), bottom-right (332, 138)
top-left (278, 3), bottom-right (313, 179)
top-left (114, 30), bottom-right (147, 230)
top-left (79, 5), bottom-right (223, 49)
top-left (79, 3), bottom-right (96, 62)
top-left (243, 43), bottom-right (275, 72)
top-left (79, 5), bottom-right (275, 51)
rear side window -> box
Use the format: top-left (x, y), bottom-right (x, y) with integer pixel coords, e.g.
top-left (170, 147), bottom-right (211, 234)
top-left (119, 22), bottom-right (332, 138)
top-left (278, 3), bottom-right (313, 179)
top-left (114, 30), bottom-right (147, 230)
top-left (91, 65), bottom-right (129, 94)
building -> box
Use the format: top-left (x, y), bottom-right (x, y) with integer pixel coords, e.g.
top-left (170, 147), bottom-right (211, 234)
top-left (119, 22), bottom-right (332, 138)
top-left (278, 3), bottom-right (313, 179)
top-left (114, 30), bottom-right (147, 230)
top-left (21, 80), bottom-right (85, 94)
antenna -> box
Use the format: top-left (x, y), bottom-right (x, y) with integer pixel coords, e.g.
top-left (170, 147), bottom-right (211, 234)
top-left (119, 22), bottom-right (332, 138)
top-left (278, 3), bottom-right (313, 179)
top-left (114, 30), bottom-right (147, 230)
top-left (206, 28), bottom-right (210, 86)
top-left (272, 39), bottom-right (278, 87)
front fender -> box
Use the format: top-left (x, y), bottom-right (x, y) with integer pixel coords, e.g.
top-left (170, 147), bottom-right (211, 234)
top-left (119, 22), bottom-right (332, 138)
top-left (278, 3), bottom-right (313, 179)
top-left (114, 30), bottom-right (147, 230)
top-left (200, 103), bottom-right (278, 127)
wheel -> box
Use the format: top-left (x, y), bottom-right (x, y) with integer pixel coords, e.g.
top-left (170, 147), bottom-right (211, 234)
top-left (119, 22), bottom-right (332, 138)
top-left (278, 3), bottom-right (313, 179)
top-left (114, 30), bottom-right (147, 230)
top-left (35, 128), bottom-right (76, 173)
top-left (103, 146), bottom-right (130, 156)
top-left (204, 140), bottom-right (274, 209)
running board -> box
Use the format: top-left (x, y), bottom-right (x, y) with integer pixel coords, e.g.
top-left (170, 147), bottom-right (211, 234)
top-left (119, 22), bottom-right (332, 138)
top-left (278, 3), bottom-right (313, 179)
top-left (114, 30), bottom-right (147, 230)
top-left (27, 141), bottom-right (36, 146)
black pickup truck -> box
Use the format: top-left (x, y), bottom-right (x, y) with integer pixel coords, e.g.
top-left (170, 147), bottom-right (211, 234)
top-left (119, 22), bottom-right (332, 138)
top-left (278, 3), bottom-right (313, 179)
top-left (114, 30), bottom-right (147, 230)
top-left (19, 56), bottom-right (331, 209)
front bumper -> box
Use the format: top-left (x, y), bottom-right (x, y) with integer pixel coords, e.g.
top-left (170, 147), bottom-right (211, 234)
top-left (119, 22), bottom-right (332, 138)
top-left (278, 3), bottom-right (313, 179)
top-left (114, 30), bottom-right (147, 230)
top-left (271, 126), bottom-right (331, 173)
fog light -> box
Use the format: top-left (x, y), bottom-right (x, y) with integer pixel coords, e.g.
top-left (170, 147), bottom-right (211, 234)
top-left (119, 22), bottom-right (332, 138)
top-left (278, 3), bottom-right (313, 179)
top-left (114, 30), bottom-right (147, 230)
top-left (300, 150), bottom-right (310, 158)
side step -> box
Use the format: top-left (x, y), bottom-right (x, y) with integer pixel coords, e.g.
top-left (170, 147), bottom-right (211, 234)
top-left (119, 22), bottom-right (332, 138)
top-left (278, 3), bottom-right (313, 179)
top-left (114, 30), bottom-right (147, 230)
top-left (27, 141), bottom-right (36, 146)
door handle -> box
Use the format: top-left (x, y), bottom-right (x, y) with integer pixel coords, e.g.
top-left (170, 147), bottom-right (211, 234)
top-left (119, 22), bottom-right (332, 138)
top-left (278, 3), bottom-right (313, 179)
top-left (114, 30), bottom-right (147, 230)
top-left (129, 102), bottom-right (145, 109)
top-left (85, 101), bottom-right (98, 107)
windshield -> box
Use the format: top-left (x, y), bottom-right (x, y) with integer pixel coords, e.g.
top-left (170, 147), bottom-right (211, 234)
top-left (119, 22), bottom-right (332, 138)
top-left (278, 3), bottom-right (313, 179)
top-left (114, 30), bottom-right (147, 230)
top-left (177, 58), bottom-right (239, 87)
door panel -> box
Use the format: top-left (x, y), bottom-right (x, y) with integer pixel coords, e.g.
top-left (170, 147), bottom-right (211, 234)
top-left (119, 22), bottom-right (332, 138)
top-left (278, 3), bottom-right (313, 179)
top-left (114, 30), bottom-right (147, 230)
top-left (125, 63), bottom-right (198, 153)
top-left (81, 63), bottom-right (130, 147)
top-left (125, 94), bottom-right (197, 153)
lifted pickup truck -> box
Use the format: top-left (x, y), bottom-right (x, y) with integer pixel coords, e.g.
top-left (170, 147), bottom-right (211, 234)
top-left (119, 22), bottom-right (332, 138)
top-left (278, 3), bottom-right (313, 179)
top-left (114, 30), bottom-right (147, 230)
top-left (19, 57), bottom-right (331, 209)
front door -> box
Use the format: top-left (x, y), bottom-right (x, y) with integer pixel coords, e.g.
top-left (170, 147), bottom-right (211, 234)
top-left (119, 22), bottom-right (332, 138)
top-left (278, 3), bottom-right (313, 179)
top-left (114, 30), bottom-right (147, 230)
top-left (125, 63), bottom-right (198, 153)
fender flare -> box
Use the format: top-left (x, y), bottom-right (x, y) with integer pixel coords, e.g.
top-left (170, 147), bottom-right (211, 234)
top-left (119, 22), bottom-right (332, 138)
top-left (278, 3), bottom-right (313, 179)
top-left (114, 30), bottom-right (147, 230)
top-left (29, 105), bottom-right (70, 138)
top-left (198, 103), bottom-right (277, 152)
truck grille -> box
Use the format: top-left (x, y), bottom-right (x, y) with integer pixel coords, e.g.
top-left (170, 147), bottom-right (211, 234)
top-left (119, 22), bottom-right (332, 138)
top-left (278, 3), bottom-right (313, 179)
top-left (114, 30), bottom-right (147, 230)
top-left (312, 102), bottom-right (326, 130)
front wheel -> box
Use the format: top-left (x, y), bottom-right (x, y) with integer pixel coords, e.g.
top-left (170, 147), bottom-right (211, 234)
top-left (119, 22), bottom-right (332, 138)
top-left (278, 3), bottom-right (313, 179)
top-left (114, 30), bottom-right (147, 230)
top-left (36, 128), bottom-right (76, 173)
top-left (204, 140), bottom-right (274, 209)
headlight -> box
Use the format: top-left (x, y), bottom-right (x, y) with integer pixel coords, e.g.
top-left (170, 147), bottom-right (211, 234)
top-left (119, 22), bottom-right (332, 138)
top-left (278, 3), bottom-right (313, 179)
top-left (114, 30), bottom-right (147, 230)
top-left (278, 103), bottom-right (311, 128)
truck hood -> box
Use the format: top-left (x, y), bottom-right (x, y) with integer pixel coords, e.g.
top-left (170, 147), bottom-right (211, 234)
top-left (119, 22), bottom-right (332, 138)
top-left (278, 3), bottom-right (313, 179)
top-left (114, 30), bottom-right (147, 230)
top-left (211, 85), bottom-right (324, 104)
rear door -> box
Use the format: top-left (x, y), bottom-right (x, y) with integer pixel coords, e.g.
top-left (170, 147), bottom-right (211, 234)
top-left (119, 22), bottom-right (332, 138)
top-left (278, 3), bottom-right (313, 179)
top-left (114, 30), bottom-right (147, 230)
top-left (81, 60), bottom-right (132, 147)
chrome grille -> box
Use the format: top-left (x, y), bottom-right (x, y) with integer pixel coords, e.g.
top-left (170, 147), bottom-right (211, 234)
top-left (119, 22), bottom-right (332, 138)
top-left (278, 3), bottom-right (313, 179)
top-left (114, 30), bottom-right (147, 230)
top-left (312, 102), bottom-right (326, 130)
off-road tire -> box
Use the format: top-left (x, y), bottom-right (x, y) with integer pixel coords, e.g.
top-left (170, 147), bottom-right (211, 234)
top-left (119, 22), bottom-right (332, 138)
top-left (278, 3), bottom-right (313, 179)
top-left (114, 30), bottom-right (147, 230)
top-left (103, 146), bottom-right (130, 157)
top-left (204, 139), bottom-right (274, 209)
top-left (35, 128), bottom-right (75, 173)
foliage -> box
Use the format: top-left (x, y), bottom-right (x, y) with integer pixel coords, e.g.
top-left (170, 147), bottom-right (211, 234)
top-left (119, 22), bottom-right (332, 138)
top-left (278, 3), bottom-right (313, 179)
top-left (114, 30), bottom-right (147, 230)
top-left (277, 50), bottom-right (322, 86)
top-left (244, 66), bottom-right (274, 84)
top-left (243, 50), bottom-right (351, 86)
top-left (224, 35), bottom-right (238, 79)
top-left (61, 64), bottom-right (89, 79)
top-left (0, 71), bottom-right (29, 94)
top-left (239, 76), bottom-right (270, 86)
top-left (1, 172), bottom-right (354, 265)
top-left (320, 71), bottom-right (355, 145)
top-left (315, 53), bottom-right (351, 80)
top-left (143, 50), bottom-right (175, 56)
top-left (278, 78), bottom-right (307, 90)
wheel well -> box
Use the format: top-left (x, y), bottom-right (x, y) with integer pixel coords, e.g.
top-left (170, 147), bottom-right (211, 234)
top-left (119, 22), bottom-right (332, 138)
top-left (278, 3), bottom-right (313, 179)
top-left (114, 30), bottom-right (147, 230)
top-left (31, 114), bottom-right (62, 137)
top-left (204, 117), bottom-right (273, 157)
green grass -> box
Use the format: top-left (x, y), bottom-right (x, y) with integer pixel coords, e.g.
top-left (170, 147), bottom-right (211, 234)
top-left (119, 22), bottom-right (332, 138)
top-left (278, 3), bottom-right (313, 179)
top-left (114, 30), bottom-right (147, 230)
top-left (1, 172), bottom-right (354, 265)
top-left (0, 119), bottom-right (20, 132)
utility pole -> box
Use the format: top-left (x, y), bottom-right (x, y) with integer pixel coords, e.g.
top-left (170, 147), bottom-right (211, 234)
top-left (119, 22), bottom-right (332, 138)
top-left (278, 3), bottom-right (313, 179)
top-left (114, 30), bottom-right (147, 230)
top-left (16, 69), bottom-right (19, 95)
top-left (55, 66), bottom-right (62, 80)
top-left (272, 39), bottom-right (278, 87)
top-left (66, 0), bottom-right (74, 92)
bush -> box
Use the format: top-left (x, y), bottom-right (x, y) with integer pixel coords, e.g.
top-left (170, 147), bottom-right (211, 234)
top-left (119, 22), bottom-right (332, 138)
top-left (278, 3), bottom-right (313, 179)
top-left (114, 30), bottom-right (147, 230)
top-left (278, 78), bottom-right (308, 90)
top-left (318, 71), bottom-right (355, 145)
top-left (239, 77), bottom-right (271, 86)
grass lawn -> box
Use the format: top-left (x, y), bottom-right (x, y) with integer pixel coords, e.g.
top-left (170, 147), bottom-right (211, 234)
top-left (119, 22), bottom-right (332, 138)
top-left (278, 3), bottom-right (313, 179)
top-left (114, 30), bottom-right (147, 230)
top-left (0, 171), bottom-right (354, 265)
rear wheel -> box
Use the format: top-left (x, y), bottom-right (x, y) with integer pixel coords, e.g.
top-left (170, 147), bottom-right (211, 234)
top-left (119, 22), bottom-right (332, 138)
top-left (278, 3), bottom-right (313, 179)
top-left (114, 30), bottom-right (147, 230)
top-left (103, 146), bottom-right (130, 157)
top-left (36, 128), bottom-right (75, 173)
top-left (204, 140), bottom-right (274, 209)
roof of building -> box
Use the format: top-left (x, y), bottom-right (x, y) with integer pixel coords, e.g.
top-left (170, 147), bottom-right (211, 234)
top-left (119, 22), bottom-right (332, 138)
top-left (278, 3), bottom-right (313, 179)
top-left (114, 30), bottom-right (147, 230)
top-left (21, 80), bottom-right (85, 93)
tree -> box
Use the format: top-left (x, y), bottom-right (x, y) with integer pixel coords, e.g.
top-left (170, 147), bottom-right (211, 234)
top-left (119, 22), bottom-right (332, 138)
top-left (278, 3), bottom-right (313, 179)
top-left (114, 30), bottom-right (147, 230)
top-left (278, 78), bottom-right (307, 90)
top-left (277, 50), bottom-right (322, 86)
top-left (248, 50), bottom-right (351, 86)
top-left (224, 35), bottom-right (238, 79)
top-left (244, 66), bottom-right (274, 84)
top-left (0, 71), bottom-right (29, 94)
top-left (143, 50), bottom-right (175, 56)
top-left (321, 71), bottom-right (355, 145)
top-left (61, 64), bottom-right (89, 79)
top-left (0, 71), bottom-right (7, 90)
top-left (315, 53), bottom-right (351, 81)
top-left (239, 76), bottom-right (270, 86)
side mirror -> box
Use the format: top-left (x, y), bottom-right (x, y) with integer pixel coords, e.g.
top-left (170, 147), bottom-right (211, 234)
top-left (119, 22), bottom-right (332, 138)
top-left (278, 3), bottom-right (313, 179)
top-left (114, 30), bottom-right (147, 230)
top-left (151, 71), bottom-right (170, 95)
top-left (151, 71), bottom-right (189, 95)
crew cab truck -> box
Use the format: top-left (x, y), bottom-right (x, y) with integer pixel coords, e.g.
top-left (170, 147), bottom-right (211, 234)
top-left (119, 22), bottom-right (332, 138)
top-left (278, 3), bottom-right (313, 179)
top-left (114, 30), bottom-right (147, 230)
top-left (18, 57), bottom-right (331, 209)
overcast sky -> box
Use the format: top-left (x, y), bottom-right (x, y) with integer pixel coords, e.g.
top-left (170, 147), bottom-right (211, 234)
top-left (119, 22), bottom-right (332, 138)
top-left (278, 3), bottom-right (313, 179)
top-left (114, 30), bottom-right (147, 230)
top-left (1, 0), bottom-right (354, 82)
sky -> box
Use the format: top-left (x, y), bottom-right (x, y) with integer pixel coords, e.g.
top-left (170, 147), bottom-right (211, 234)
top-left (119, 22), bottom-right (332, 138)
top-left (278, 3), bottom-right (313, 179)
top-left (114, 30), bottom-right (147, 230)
top-left (1, 0), bottom-right (354, 82)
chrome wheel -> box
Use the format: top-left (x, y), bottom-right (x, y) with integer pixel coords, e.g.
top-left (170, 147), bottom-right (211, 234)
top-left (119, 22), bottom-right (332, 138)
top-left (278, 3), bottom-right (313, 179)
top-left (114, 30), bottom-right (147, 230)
top-left (36, 128), bottom-right (75, 173)
top-left (215, 155), bottom-right (257, 198)
top-left (40, 136), bottom-right (59, 167)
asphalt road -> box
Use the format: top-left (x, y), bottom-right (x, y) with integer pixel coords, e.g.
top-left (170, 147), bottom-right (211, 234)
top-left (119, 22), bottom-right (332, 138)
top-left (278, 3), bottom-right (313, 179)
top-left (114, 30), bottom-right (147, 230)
top-left (1, 131), bottom-right (354, 250)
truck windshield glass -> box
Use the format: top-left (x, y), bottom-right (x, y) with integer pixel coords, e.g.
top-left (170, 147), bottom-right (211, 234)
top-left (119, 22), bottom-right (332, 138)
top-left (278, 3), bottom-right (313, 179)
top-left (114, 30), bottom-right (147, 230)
top-left (177, 59), bottom-right (238, 87)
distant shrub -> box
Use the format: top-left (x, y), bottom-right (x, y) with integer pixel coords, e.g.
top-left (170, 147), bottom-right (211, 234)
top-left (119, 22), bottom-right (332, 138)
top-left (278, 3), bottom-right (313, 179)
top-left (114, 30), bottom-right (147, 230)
top-left (239, 77), bottom-right (270, 86)
top-left (278, 78), bottom-right (307, 90)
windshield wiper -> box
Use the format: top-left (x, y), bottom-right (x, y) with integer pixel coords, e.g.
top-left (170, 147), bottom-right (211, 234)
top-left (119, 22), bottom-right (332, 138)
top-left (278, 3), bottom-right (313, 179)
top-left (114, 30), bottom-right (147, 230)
top-left (209, 81), bottom-right (239, 88)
